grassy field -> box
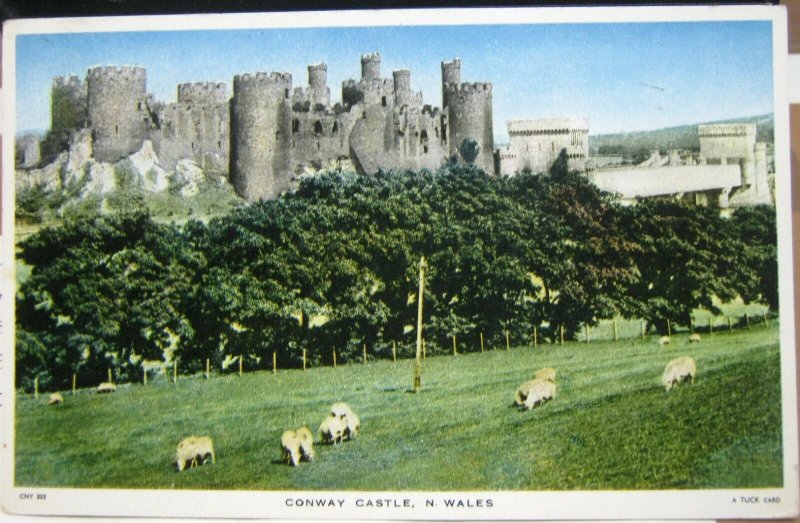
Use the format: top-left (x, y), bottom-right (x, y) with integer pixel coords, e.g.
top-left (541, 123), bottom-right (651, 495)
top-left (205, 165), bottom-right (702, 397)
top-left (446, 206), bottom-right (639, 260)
top-left (15, 324), bottom-right (782, 491)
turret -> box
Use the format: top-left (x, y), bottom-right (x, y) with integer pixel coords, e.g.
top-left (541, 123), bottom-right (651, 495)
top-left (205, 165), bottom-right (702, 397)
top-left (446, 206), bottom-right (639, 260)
top-left (307, 63), bottom-right (330, 108)
top-left (441, 58), bottom-right (461, 109)
top-left (393, 69), bottom-right (412, 107)
top-left (445, 81), bottom-right (493, 174)
top-left (361, 53), bottom-right (381, 82)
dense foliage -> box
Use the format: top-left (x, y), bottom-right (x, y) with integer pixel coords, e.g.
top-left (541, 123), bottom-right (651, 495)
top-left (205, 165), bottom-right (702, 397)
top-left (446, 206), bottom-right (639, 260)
top-left (16, 161), bottom-right (778, 390)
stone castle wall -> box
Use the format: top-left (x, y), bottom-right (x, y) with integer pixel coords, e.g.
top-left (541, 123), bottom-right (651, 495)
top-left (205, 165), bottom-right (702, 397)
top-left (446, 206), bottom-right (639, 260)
top-left (500, 118), bottom-right (589, 175)
top-left (444, 82), bottom-right (494, 173)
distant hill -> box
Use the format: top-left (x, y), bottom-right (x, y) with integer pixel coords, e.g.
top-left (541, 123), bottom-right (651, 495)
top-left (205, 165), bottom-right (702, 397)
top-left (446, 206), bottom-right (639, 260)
top-left (589, 114), bottom-right (774, 156)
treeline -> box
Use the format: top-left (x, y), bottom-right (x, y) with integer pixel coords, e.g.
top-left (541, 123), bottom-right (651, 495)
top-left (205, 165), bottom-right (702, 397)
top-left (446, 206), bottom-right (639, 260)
top-left (16, 156), bottom-right (777, 391)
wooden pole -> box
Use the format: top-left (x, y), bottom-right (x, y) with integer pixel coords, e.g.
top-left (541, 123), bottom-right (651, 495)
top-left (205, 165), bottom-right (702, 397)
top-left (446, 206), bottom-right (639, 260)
top-left (709, 316), bottom-right (713, 336)
top-left (728, 316), bottom-right (733, 333)
top-left (667, 319), bottom-right (671, 337)
top-left (413, 257), bottom-right (426, 393)
top-left (641, 321), bottom-right (645, 339)
top-left (422, 339), bottom-right (426, 359)
top-left (108, 368), bottom-right (113, 383)
top-left (34, 376), bottom-right (39, 399)
top-left (392, 341), bottom-right (397, 362)
top-left (613, 319), bottom-right (618, 341)
top-left (206, 358), bottom-right (210, 380)
top-left (173, 361), bottom-right (177, 384)
top-left (533, 327), bottom-right (538, 349)
top-left (303, 349), bottom-right (307, 371)
top-left (585, 324), bottom-right (589, 343)
top-left (72, 373), bottom-right (76, 395)
top-left (480, 332), bottom-right (485, 353)
top-left (143, 367), bottom-right (147, 386)
top-left (690, 316), bottom-right (694, 334)
top-left (333, 348), bottom-right (337, 368)
top-left (746, 313), bottom-right (751, 330)
top-left (763, 310), bottom-right (769, 327)
top-left (453, 335), bottom-right (457, 356)
top-left (363, 344), bottom-right (367, 365)
top-left (239, 355), bottom-right (243, 377)
top-left (560, 324), bottom-right (564, 346)
top-left (272, 352), bottom-right (277, 375)
top-left (506, 331), bottom-right (510, 351)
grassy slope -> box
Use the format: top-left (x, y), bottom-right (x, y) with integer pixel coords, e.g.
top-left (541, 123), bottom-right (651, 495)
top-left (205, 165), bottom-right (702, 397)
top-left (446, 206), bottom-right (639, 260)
top-left (15, 325), bottom-right (782, 491)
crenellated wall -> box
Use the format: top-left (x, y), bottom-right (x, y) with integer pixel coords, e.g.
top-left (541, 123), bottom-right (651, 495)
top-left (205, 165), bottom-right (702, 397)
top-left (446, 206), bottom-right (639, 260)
top-left (501, 118), bottom-right (589, 175)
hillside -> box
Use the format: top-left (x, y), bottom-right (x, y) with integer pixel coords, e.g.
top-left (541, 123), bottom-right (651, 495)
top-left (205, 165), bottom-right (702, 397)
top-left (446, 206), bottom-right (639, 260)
top-left (15, 324), bottom-right (781, 491)
top-left (589, 114), bottom-right (774, 155)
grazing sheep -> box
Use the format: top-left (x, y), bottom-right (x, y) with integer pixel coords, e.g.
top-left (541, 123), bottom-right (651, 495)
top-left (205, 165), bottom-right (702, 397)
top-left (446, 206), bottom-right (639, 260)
top-left (319, 414), bottom-right (346, 445)
top-left (175, 436), bottom-right (216, 471)
top-left (523, 379), bottom-right (557, 410)
top-left (330, 402), bottom-right (360, 440)
top-left (662, 356), bottom-right (697, 391)
top-left (658, 336), bottom-right (671, 346)
top-left (533, 367), bottom-right (557, 383)
top-left (280, 430), bottom-right (302, 466)
top-left (48, 392), bottom-right (64, 405)
top-left (688, 333), bottom-right (701, 343)
top-left (97, 382), bottom-right (117, 393)
top-left (515, 380), bottom-right (546, 406)
top-left (295, 426), bottom-right (315, 461)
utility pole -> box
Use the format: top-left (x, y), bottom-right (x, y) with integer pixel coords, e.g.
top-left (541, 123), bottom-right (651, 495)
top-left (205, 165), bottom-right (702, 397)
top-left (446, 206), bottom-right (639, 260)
top-left (413, 256), bottom-right (427, 393)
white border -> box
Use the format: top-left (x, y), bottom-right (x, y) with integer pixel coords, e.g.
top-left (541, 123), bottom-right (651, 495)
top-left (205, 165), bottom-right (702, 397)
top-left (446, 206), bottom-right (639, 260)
top-left (1, 5), bottom-right (797, 521)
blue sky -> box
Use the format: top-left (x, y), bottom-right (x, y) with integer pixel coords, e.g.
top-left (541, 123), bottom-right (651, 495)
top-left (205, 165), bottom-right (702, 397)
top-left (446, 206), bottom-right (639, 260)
top-left (15, 21), bottom-right (774, 141)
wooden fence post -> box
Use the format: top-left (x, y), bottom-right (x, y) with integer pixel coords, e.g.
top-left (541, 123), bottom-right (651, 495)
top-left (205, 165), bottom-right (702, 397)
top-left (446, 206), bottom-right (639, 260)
top-left (506, 331), bottom-right (510, 351)
top-left (560, 325), bottom-right (564, 346)
top-left (641, 321), bottom-right (645, 339)
top-left (239, 355), bottom-right (243, 377)
top-left (746, 313), bottom-right (751, 330)
top-left (272, 352), bottom-right (277, 375)
top-left (613, 319), bottom-right (618, 341)
top-left (392, 341), bottom-right (397, 363)
top-left (709, 316), bottom-right (713, 336)
top-left (143, 367), bottom-right (147, 386)
top-left (34, 376), bottom-right (39, 400)
top-left (72, 373), bottom-right (76, 395)
top-left (108, 368), bottom-right (113, 383)
top-left (206, 358), bottom-right (210, 380)
top-left (690, 317), bottom-right (694, 334)
top-left (303, 349), bottom-right (307, 371)
top-left (422, 339), bottom-right (426, 359)
top-left (763, 310), bottom-right (769, 327)
top-left (728, 316), bottom-right (733, 333)
top-left (667, 319), bottom-right (671, 337)
top-left (333, 349), bottom-right (337, 368)
top-left (173, 361), bottom-right (177, 384)
top-left (533, 327), bottom-right (538, 349)
top-left (363, 344), bottom-right (367, 365)
top-left (480, 332), bottom-right (485, 353)
top-left (453, 335), bottom-right (457, 356)
top-left (585, 324), bottom-right (590, 343)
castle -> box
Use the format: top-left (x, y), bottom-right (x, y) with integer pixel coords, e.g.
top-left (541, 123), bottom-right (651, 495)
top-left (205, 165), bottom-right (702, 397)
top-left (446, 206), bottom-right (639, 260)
top-left (32, 54), bottom-right (495, 202)
top-left (18, 54), bottom-right (772, 209)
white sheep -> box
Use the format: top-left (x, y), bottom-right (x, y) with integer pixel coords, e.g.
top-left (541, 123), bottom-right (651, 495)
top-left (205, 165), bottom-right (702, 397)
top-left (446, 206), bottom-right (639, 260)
top-left (662, 356), bottom-right (697, 391)
top-left (533, 367), bottom-right (557, 383)
top-left (319, 414), bottom-right (346, 445)
top-left (175, 435), bottom-right (216, 471)
top-left (280, 430), bottom-right (302, 466)
top-left (523, 379), bottom-right (557, 410)
top-left (97, 382), bottom-right (117, 393)
top-left (688, 333), bottom-right (701, 343)
top-left (658, 335), bottom-right (671, 346)
top-left (48, 392), bottom-right (64, 405)
top-left (330, 402), bottom-right (360, 440)
top-left (295, 426), bottom-right (315, 461)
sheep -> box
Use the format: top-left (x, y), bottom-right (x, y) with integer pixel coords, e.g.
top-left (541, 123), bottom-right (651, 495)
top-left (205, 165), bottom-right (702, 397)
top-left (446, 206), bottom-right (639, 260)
top-left (295, 426), bottom-right (315, 462)
top-left (514, 380), bottom-right (538, 406)
top-left (662, 356), bottom-right (697, 391)
top-left (48, 392), bottom-right (64, 405)
top-left (97, 382), bottom-right (117, 393)
top-left (522, 379), bottom-right (557, 410)
top-left (330, 402), bottom-right (360, 440)
top-left (280, 430), bottom-right (302, 466)
top-left (533, 367), bottom-right (557, 383)
top-left (175, 436), bottom-right (216, 471)
top-left (688, 333), bottom-right (701, 343)
top-left (319, 414), bottom-right (346, 445)
top-left (658, 336), bottom-right (671, 346)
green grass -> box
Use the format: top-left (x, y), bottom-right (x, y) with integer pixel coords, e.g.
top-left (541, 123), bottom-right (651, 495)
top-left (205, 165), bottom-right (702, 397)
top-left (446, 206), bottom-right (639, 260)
top-left (15, 325), bottom-right (782, 490)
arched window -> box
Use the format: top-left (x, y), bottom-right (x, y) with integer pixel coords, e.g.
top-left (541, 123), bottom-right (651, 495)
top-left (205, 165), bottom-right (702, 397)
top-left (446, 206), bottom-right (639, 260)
top-left (381, 96), bottom-right (387, 107)
top-left (332, 121), bottom-right (339, 134)
top-left (292, 119), bottom-right (300, 133)
top-left (420, 130), bottom-right (429, 154)
top-left (314, 121), bottom-right (323, 135)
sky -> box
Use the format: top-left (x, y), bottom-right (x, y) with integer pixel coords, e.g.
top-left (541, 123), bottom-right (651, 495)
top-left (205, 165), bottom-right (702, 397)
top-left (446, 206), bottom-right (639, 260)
top-left (14, 20), bottom-right (774, 142)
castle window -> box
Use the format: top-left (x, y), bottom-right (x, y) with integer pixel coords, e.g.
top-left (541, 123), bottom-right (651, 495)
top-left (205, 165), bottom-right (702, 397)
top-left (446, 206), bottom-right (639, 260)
top-left (435, 127), bottom-right (439, 138)
top-left (137, 102), bottom-right (142, 110)
top-left (332, 121), bottom-right (339, 134)
top-left (292, 119), bottom-right (300, 134)
top-left (115, 125), bottom-right (118, 135)
top-left (314, 121), bottom-right (323, 135)
top-left (218, 141), bottom-right (221, 148)
top-left (285, 89), bottom-right (290, 99)
top-left (381, 96), bottom-right (387, 107)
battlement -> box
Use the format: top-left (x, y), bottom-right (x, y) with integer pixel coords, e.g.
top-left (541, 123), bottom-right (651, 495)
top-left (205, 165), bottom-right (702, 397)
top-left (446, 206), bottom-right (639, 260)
top-left (508, 118), bottom-right (589, 135)
top-left (177, 82), bottom-right (228, 105)
top-left (308, 62), bottom-right (328, 73)
top-left (698, 123), bottom-right (756, 138)
top-left (361, 52), bottom-right (381, 81)
top-left (87, 65), bottom-right (146, 83)
top-left (53, 75), bottom-right (83, 89)
top-left (445, 82), bottom-right (493, 101)
top-left (361, 52), bottom-right (381, 63)
top-left (234, 72), bottom-right (293, 94)
top-left (393, 69), bottom-right (411, 79)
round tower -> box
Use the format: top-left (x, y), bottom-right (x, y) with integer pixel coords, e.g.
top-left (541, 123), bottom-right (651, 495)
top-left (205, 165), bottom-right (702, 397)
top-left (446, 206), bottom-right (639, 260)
top-left (441, 58), bottom-right (461, 109)
top-left (230, 72), bottom-right (293, 202)
top-left (86, 66), bottom-right (148, 162)
top-left (361, 53), bottom-right (381, 82)
top-left (445, 82), bottom-right (494, 174)
top-left (307, 63), bottom-right (330, 108)
top-left (393, 69), bottom-right (412, 108)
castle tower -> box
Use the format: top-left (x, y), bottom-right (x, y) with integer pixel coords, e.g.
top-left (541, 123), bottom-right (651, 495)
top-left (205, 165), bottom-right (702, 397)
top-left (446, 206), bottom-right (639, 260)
top-left (445, 82), bottom-right (494, 173)
top-left (361, 53), bottom-right (381, 82)
top-left (230, 72), bottom-right (293, 202)
top-left (393, 69), bottom-right (412, 107)
top-left (86, 66), bottom-right (148, 162)
top-left (51, 75), bottom-right (87, 132)
top-left (307, 63), bottom-right (331, 108)
top-left (441, 58), bottom-right (461, 109)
